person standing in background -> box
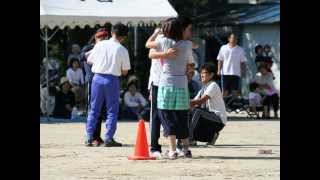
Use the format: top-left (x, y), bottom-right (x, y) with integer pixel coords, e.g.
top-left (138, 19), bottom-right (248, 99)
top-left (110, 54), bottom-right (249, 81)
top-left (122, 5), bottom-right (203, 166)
top-left (217, 33), bottom-right (247, 97)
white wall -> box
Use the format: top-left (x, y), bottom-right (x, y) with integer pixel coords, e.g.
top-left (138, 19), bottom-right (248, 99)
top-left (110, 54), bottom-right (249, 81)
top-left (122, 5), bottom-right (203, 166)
top-left (241, 24), bottom-right (280, 96)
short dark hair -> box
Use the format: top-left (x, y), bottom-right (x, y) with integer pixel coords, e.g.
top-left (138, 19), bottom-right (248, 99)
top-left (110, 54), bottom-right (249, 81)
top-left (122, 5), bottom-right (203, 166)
top-left (69, 58), bottom-right (80, 68)
top-left (178, 16), bottom-right (192, 31)
top-left (162, 18), bottom-right (183, 41)
top-left (200, 63), bottom-right (216, 80)
top-left (227, 32), bottom-right (237, 39)
top-left (112, 23), bottom-right (129, 37)
top-left (264, 44), bottom-right (271, 49)
top-left (249, 82), bottom-right (259, 92)
top-left (160, 17), bottom-right (176, 28)
top-left (255, 45), bottom-right (263, 54)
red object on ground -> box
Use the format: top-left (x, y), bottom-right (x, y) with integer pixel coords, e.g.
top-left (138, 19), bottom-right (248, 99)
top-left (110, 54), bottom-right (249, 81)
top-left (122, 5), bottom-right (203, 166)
top-left (128, 119), bottom-right (156, 160)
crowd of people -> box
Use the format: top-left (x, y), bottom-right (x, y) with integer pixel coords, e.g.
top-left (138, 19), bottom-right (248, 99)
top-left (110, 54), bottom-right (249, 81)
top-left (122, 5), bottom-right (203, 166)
top-left (40, 16), bottom-right (279, 159)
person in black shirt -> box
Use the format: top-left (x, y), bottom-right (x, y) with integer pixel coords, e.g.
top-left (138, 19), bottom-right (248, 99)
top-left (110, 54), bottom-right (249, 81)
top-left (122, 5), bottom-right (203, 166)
top-left (53, 77), bottom-right (76, 119)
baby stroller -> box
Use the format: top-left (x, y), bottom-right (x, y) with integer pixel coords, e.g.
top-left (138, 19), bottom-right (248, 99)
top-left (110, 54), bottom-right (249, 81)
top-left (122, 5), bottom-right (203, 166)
top-left (223, 91), bottom-right (260, 119)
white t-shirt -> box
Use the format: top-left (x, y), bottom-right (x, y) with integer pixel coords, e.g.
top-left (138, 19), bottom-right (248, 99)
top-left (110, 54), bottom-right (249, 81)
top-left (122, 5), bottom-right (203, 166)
top-left (124, 91), bottom-right (147, 107)
top-left (88, 38), bottom-right (131, 76)
top-left (148, 35), bottom-right (163, 90)
top-left (252, 72), bottom-right (277, 95)
top-left (194, 82), bottom-right (227, 124)
top-left (66, 68), bottom-right (84, 85)
top-left (217, 44), bottom-right (246, 77)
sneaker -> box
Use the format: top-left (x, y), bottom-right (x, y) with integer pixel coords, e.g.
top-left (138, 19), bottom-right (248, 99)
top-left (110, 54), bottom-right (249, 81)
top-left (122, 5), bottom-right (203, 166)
top-left (168, 151), bottom-right (178, 160)
top-left (183, 150), bottom-right (192, 158)
top-left (85, 139), bottom-right (93, 147)
top-left (176, 148), bottom-right (185, 157)
top-left (150, 151), bottom-right (162, 159)
top-left (104, 139), bottom-right (122, 147)
top-left (92, 138), bottom-right (104, 147)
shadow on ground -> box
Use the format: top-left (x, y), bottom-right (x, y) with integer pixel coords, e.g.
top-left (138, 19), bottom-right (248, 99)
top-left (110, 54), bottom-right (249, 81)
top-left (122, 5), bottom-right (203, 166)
top-left (40, 116), bottom-right (141, 124)
top-left (192, 155), bottom-right (280, 160)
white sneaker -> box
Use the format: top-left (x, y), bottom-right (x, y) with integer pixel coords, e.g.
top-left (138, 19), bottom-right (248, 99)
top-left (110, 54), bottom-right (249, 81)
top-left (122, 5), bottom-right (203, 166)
top-left (150, 151), bottom-right (162, 159)
top-left (176, 148), bottom-right (184, 157)
top-left (168, 151), bottom-right (178, 160)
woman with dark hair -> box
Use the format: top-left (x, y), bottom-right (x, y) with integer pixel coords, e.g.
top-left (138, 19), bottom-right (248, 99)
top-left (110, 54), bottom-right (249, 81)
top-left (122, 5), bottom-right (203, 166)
top-left (146, 17), bottom-right (194, 159)
top-left (254, 44), bottom-right (265, 67)
top-left (252, 64), bottom-right (279, 118)
top-left (66, 58), bottom-right (85, 108)
top-left (145, 17), bottom-right (178, 158)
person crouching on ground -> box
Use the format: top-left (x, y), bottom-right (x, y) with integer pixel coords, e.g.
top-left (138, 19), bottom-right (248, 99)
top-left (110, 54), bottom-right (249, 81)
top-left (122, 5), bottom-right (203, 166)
top-left (190, 63), bottom-right (228, 145)
top-left (124, 82), bottom-right (148, 120)
top-left (85, 23), bottom-right (131, 147)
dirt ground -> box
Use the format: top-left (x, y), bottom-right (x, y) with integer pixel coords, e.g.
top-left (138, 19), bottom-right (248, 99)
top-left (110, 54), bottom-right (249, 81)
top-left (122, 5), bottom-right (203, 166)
top-left (40, 115), bottom-right (280, 180)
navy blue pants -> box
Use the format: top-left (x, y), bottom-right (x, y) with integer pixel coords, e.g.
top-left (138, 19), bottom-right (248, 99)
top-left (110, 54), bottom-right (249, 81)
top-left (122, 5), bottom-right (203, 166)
top-left (150, 84), bottom-right (162, 152)
top-left (158, 109), bottom-right (189, 139)
top-left (86, 74), bottom-right (120, 141)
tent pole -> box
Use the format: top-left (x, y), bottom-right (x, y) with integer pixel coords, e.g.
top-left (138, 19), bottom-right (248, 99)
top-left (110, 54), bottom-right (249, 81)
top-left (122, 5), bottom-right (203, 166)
top-left (45, 27), bottom-right (50, 121)
top-left (134, 26), bottom-right (138, 57)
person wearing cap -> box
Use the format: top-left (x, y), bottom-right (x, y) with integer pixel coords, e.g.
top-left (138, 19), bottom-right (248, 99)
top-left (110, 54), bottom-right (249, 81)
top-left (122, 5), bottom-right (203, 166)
top-left (52, 77), bottom-right (76, 119)
top-left (85, 23), bottom-right (131, 147)
top-left (80, 28), bottom-right (109, 146)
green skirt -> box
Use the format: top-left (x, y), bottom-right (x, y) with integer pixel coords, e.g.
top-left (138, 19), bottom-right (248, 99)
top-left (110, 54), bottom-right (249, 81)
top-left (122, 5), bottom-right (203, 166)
top-left (157, 86), bottom-right (189, 110)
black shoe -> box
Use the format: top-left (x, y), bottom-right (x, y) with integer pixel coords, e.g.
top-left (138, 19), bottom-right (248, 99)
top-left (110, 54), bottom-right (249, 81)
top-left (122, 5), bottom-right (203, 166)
top-left (104, 139), bottom-right (122, 147)
top-left (176, 139), bottom-right (182, 150)
top-left (85, 139), bottom-right (93, 147)
top-left (184, 150), bottom-right (192, 158)
top-left (207, 133), bottom-right (219, 146)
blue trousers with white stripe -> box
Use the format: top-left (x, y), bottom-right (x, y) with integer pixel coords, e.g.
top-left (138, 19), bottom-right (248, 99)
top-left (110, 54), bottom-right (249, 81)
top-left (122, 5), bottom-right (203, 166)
top-left (86, 74), bottom-right (120, 141)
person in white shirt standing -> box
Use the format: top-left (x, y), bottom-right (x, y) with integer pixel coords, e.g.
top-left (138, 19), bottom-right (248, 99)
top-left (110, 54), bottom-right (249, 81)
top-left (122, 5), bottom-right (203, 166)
top-left (217, 32), bottom-right (247, 97)
top-left (85, 23), bottom-right (131, 147)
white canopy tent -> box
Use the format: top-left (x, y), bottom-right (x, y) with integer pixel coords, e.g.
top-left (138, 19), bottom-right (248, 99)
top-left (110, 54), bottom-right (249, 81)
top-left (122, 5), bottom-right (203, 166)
top-left (40, 0), bottom-right (178, 29)
top-left (40, 0), bottom-right (177, 104)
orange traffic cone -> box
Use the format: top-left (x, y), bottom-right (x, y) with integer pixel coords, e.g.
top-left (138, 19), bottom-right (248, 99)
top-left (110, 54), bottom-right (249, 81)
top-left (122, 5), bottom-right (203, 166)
top-left (128, 119), bottom-right (156, 160)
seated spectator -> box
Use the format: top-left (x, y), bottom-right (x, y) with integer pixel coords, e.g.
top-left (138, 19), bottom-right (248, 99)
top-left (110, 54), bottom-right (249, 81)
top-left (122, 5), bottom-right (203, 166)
top-left (254, 45), bottom-right (266, 67)
top-left (252, 64), bottom-right (279, 118)
top-left (53, 77), bottom-right (76, 119)
top-left (248, 82), bottom-right (265, 118)
top-left (66, 58), bottom-right (85, 108)
top-left (263, 44), bottom-right (275, 79)
top-left (40, 84), bottom-right (57, 117)
top-left (123, 82), bottom-right (148, 120)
